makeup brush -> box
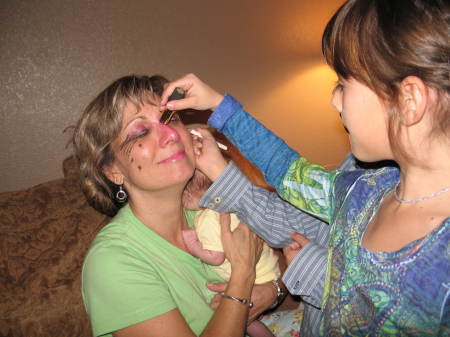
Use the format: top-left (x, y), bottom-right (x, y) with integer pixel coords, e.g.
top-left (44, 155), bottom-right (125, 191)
top-left (160, 87), bottom-right (185, 124)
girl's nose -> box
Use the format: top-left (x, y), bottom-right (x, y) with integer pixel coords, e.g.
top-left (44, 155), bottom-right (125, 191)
top-left (158, 123), bottom-right (180, 147)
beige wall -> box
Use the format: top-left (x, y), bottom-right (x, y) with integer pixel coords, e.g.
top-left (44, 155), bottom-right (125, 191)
top-left (0, 0), bottom-right (348, 193)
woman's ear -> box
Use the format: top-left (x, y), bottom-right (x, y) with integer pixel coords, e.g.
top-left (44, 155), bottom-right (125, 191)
top-left (399, 76), bottom-right (428, 126)
top-left (103, 163), bottom-right (124, 185)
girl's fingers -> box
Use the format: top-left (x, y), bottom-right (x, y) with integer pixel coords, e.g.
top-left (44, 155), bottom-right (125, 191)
top-left (160, 73), bottom-right (223, 111)
top-left (160, 75), bottom-right (195, 106)
top-left (165, 95), bottom-right (197, 111)
top-left (290, 232), bottom-right (310, 248)
top-left (287, 241), bottom-right (301, 250)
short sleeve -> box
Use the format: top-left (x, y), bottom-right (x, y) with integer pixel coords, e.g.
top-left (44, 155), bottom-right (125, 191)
top-left (82, 243), bottom-right (176, 336)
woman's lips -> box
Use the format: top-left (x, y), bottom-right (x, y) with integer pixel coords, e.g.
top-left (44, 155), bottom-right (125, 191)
top-left (158, 150), bottom-right (186, 164)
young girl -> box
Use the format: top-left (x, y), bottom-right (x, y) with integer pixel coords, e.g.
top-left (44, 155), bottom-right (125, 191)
top-left (160, 0), bottom-right (450, 335)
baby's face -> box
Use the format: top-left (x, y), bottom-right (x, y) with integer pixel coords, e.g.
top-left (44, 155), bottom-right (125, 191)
top-left (182, 169), bottom-right (213, 210)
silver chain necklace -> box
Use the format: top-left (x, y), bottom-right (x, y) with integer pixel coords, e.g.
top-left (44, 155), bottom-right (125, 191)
top-left (394, 182), bottom-right (450, 204)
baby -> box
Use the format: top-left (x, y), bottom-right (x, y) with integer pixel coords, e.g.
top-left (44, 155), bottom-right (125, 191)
top-left (182, 169), bottom-right (280, 337)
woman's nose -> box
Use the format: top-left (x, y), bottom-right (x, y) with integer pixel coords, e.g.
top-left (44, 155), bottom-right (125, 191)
top-left (158, 123), bottom-right (180, 147)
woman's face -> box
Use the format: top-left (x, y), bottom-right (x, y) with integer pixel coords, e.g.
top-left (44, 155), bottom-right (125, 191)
top-left (106, 95), bottom-right (196, 196)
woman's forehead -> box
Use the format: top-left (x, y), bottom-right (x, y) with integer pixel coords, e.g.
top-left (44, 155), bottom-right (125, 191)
top-left (121, 102), bottom-right (160, 127)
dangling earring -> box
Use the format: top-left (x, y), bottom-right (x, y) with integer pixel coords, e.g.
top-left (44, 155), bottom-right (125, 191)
top-left (115, 185), bottom-right (128, 203)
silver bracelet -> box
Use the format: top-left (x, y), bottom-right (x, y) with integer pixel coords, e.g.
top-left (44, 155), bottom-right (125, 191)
top-left (269, 279), bottom-right (286, 309)
top-left (222, 294), bottom-right (253, 308)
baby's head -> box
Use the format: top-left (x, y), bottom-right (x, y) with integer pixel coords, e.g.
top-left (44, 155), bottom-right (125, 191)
top-left (182, 169), bottom-right (213, 210)
top-left (182, 124), bottom-right (275, 210)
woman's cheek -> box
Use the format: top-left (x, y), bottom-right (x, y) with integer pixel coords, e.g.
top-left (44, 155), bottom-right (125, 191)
top-left (129, 143), bottom-right (148, 172)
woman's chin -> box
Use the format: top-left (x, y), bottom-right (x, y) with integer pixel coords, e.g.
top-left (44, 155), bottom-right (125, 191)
top-left (173, 166), bottom-right (196, 185)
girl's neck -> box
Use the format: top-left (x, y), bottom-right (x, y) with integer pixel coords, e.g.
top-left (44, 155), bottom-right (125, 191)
top-left (363, 155), bottom-right (450, 253)
top-left (396, 149), bottom-right (450, 202)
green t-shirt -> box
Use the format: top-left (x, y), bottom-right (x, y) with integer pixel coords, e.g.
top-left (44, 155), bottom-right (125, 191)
top-left (82, 205), bottom-right (224, 336)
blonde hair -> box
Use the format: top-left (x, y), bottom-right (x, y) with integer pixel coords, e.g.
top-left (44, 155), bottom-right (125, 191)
top-left (72, 75), bottom-right (168, 216)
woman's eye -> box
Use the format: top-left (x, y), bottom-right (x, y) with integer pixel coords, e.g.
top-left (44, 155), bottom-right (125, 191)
top-left (120, 127), bottom-right (149, 155)
top-left (134, 128), bottom-right (149, 139)
top-left (127, 128), bottom-right (149, 142)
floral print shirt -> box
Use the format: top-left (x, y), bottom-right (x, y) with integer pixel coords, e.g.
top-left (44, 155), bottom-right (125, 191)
top-left (209, 94), bottom-right (450, 336)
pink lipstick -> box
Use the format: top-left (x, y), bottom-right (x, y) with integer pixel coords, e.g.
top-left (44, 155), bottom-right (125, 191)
top-left (158, 150), bottom-right (186, 164)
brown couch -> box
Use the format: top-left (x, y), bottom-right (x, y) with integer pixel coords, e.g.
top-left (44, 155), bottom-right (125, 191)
top-left (0, 157), bottom-right (109, 337)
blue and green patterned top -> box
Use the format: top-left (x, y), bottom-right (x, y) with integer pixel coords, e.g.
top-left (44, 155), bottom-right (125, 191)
top-left (208, 94), bottom-right (450, 336)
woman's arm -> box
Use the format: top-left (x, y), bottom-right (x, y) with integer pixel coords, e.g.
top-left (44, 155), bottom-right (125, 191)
top-left (113, 214), bottom-right (262, 337)
top-left (113, 272), bottom-right (255, 337)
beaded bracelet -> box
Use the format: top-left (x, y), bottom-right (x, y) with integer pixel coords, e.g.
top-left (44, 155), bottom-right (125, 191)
top-left (222, 294), bottom-right (253, 308)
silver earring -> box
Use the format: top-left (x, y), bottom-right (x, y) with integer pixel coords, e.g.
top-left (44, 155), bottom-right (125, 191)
top-left (115, 185), bottom-right (127, 202)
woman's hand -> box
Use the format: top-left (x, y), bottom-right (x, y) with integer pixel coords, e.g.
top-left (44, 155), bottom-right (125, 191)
top-left (207, 281), bottom-right (277, 324)
top-left (282, 232), bottom-right (310, 266)
top-left (219, 213), bottom-right (263, 281)
top-left (191, 128), bottom-right (228, 182)
top-left (160, 73), bottom-right (224, 112)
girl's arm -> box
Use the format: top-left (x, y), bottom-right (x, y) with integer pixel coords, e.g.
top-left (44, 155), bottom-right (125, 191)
top-left (161, 75), bottom-right (336, 221)
top-left (209, 94), bottom-right (299, 190)
top-left (210, 95), bottom-right (338, 221)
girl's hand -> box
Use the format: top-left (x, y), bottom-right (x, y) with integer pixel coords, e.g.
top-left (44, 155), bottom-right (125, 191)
top-left (219, 213), bottom-right (263, 280)
top-left (191, 128), bottom-right (228, 182)
top-left (160, 73), bottom-right (224, 112)
top-left (282, 233), bottom-right (310, 266)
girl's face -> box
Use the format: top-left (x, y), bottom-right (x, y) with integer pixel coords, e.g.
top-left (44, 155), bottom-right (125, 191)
top-left (332, 77), bottom-right (393, 162)
top-left (107, 96), bottom-right (196, 195)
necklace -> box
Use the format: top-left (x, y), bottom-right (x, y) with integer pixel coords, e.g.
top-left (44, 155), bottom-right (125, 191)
top-left (394, 182), bottom-right (450, 204)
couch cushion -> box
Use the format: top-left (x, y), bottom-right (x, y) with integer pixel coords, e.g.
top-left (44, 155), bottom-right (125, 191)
top-left (0, 168), bottom-right (109, 337)
top-left (62, 156), bottom-right (79, 179)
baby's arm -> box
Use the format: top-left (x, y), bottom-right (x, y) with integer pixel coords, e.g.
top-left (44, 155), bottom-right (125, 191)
top-left (182, 229), bottom-right (226, 266)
